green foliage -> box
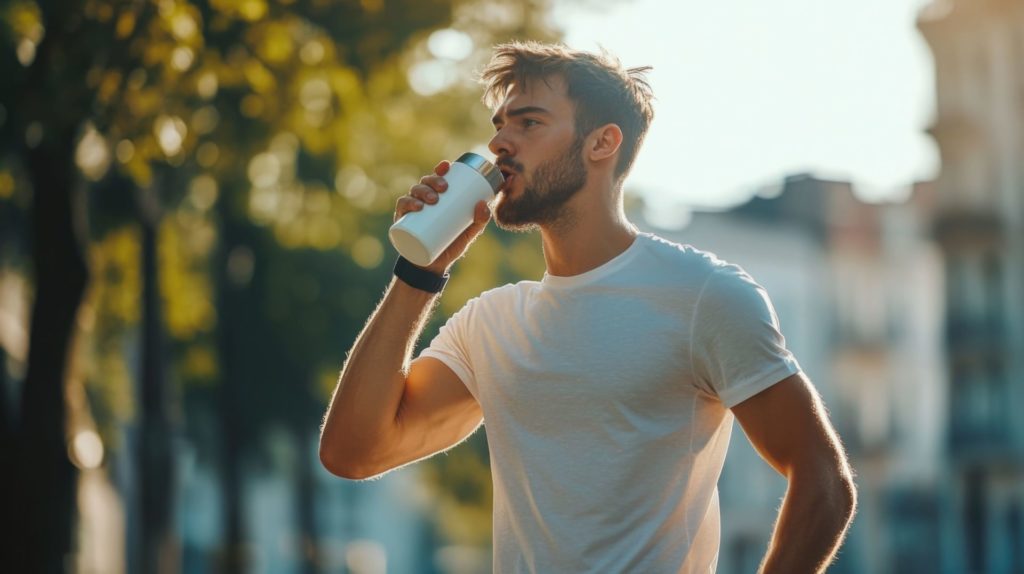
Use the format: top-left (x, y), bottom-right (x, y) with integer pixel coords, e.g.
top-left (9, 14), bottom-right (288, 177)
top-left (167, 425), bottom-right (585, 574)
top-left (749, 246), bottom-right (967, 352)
top-left (1, 0), bottom-right (573, 555)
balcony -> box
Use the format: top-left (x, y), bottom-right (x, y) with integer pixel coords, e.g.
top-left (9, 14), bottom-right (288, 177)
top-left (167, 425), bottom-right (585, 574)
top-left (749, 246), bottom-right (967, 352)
top-left (932, 210), bottom-right (1003, 249)
top-left (947, 422), bottom-right (1016, 464)
top-left (947, 379), bottom-right (1016, 463)
top-left (945, 315), bottom-right (1005, 354)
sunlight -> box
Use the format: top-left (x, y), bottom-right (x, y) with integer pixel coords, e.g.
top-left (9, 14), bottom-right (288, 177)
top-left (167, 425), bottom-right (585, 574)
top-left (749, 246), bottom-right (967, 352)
top-left (428, 29), bottom-right (474, 61)
top-left (74, 124), bottom-right (111, 182)
top-left (70, 430), bottom-right (104, 470)
top-left (155, 115), bottom-right (187, 157)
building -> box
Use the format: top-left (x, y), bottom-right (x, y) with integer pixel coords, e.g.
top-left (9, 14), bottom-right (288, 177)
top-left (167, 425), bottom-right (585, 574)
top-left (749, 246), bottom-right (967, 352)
top-left (919, 1), bottom-right (1024, 571)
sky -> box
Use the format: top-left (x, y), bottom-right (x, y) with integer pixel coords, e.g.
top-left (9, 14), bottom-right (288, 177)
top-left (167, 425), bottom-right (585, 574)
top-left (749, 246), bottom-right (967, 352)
top-left (550, 0), bottom-right (939, 223)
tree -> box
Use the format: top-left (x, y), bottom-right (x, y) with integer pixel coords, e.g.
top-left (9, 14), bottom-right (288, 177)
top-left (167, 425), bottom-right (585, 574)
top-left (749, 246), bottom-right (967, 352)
top-left (0, 0), bottom-right (131, 568)
top-left (1, 0), bottom-right (566, 570)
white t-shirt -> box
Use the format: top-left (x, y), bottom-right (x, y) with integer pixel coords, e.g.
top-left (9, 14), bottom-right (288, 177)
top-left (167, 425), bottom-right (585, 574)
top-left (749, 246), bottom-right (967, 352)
top-left (420, 232), bottom-right (801, 573)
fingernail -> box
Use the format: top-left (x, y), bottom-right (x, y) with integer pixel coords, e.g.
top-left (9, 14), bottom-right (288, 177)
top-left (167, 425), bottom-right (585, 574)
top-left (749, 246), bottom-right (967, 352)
top-left (427, 192), bottom-right (438, 201)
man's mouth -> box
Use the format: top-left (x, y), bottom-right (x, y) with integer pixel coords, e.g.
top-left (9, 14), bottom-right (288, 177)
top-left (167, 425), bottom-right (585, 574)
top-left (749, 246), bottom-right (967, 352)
top-left (499, 167), bottom-right (517, 192)
top-left (502, 173), bottom-right (516, 191)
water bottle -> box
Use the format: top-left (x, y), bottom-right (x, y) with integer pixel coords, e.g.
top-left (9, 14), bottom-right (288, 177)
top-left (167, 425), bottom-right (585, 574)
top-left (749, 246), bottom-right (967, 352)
top-left (389, 152), bottom-right (504, 266)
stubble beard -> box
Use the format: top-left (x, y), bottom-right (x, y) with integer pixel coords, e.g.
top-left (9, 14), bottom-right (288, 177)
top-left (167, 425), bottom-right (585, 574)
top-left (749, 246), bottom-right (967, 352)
top-left (494, 135), bottom-right (588, 233)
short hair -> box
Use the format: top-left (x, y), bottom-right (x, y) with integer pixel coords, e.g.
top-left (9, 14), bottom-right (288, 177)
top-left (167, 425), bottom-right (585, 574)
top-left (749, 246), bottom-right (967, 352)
top-left (480, 41), bottom-right (655, 179)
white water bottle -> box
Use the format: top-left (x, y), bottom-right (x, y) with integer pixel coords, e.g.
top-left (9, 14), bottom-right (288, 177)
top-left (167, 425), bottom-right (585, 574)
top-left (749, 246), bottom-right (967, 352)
top-left (389, 152), bottom-right (504, 267)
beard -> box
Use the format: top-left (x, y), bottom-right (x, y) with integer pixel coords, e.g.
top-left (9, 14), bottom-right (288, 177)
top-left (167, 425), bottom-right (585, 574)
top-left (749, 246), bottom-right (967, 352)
top-left (494, 135), bottom-right (588, 232)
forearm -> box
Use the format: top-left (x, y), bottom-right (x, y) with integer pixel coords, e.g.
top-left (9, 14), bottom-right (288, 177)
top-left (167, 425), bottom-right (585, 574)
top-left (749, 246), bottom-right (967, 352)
top-left (759, 470), bottom-right (857, 574)
top-left (319, 278), bottom-right (438, 473)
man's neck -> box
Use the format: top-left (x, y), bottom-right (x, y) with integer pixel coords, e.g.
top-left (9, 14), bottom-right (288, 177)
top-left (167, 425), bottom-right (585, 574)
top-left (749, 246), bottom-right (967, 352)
top-left (539, 186), bottom-right (638, 278)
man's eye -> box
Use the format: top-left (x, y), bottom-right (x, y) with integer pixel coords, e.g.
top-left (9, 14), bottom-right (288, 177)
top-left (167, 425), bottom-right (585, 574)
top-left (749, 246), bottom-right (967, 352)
top-left (522, 119), bottom-right (539, 127)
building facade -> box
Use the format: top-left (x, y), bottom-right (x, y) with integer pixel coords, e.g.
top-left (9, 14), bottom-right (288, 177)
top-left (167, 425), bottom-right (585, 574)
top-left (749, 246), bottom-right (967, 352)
top-left (920, 1), bottom-right (1024, 572)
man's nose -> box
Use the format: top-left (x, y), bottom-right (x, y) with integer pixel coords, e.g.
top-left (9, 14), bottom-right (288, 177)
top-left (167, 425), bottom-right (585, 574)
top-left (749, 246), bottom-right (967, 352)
top-left (488, 128), bottom-right (514, 157)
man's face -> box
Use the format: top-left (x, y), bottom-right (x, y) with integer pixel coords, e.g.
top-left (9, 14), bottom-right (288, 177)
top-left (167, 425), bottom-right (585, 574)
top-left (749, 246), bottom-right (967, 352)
top-left (488, 76), bottom-right (589, 231)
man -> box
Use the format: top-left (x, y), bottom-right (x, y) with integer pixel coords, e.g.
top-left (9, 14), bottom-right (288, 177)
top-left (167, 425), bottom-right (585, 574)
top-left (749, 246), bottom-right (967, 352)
top-left (320, 41), bottom-right (857, 573)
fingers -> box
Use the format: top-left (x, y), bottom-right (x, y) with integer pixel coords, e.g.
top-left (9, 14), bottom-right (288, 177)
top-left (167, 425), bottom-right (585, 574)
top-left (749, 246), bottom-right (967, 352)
top-left (395, 171), bottom-right (450, 221)
top-left (412, 174), bottom-right (448, 203)
top-left (392, 162), bottom-right (470, 227)
top-left (394, 195), bottom-right (425, 222)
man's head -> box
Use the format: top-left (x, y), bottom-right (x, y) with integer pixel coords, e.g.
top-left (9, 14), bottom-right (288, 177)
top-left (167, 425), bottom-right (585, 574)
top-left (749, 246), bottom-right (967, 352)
top-left (480, 41), bottom-right (654, 230)
top-left (482, 41), bottom-right (654, 181)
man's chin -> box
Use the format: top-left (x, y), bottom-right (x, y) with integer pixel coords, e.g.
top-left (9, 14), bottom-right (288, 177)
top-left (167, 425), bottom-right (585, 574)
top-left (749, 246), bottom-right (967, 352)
top-left (494, 219), bottom-right (539, 233)
top-left (492, 199), bottom-right (536, 232)
top-left (493, 209), bottom-right (539, 233)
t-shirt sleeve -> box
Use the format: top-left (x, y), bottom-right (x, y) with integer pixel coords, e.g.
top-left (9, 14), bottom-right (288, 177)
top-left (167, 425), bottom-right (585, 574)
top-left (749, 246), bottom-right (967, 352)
top-left (690, 264), bottom-right (801, 408)
top-left (418, 298), bottom-right (479, 399)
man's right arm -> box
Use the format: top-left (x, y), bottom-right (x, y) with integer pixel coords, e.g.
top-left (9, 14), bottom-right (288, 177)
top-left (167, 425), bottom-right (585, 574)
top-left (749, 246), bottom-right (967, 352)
top-left (318, 278), bottom-right (482, 480)
top-left (319, 160), bottom-right (491, 480)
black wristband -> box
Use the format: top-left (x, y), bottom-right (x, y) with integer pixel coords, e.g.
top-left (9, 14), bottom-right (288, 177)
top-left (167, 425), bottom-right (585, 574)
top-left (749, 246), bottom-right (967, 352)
top-left (393, 256), bottom-right (449, 294)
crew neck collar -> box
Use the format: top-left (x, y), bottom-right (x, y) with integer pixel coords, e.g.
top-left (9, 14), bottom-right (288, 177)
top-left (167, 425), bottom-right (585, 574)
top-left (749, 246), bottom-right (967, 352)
top-left (540, 233), bottom-right (649, 289)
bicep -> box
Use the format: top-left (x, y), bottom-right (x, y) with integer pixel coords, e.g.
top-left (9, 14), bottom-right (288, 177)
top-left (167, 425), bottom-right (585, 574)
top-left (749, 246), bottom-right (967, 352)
top-left (392, 356), bottom-right (483, 463)
top-left (730, 372), bottom-right (849, 478)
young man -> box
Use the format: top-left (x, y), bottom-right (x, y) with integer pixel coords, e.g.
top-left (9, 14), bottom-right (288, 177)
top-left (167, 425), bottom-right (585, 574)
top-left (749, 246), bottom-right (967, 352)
top-left (320, 41), bottom-right (857, 573)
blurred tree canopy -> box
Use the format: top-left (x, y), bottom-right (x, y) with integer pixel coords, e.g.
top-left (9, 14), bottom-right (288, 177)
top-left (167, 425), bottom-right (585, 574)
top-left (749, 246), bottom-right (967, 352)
top-left (0, 0), bottom-right (564, 570)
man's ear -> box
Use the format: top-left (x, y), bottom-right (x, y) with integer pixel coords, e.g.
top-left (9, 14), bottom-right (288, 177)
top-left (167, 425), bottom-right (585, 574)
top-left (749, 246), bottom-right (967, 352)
top-left (586, 123), bottom-right (623, 164)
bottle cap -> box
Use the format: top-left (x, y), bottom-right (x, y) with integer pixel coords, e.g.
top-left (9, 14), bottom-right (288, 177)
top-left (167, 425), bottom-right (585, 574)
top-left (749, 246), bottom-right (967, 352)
top-left (455, 152), bottom-right (504, 193)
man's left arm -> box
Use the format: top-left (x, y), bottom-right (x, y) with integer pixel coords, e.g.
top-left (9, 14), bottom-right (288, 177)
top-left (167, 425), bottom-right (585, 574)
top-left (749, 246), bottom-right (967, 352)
top-left (731, 372), bottom-right (858, 574)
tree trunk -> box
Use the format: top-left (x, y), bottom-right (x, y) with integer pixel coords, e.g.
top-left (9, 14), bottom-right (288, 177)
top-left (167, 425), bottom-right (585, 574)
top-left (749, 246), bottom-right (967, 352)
top-left (15, 131), bottom-right (89, 572)
top-left (137, 178), bottom-right (176, 573)
top-left (215, 186), bottom-right (248, 574)
top-left (0, 344), bottom-right (12, 562)
top-left (295, 424), bottom-right (320, 574)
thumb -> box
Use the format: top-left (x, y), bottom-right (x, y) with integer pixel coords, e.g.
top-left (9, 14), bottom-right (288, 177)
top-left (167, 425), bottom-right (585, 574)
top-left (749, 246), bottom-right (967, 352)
top-left (434, 200), bottom-right (492, 272)
top-left (457, 200), bottom-right (491, 245)
top-left (468, 200), bottom-right (491, 233)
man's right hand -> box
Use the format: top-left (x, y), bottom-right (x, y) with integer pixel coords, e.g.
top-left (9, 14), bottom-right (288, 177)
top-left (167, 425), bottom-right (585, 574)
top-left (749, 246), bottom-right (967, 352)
top-left (394, 160), bottom-right (492, 275)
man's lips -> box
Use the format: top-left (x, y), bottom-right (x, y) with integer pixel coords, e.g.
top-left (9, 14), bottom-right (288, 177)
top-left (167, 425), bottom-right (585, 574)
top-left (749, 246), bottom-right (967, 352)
top-left (498, 163), bottom-right (521, 192)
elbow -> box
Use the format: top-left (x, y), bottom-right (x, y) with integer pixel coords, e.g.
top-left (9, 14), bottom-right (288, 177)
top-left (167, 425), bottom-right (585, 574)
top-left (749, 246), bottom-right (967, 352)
top-left (839, 472), bottom-right (858, 521)
top-left (824, 465), bottom-right (858, 527)
top-left (318, 433), bottom-right (388, 481)
top-left (319, 445), bottom-right (377, 480)
top-left (794, 461), bottom-right (858, 523)
top-left (317, 443), bottom-right (349, 478)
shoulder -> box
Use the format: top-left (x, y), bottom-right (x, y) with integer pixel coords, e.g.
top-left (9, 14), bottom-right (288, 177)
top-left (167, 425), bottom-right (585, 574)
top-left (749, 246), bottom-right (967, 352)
top-left (476, 280), bottom-right (536, 303)
top-left (693, 258), bottom-right (778, 328)
top-left (633, 232), bottom-right (737, 285)
top-left (632, 233), bottom-right (772, 316)
top-left (454, 280), bottom-right (537, 316)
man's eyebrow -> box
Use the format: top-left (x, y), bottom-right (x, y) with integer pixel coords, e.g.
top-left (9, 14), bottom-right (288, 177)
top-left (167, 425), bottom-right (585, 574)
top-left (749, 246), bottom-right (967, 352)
top-left (491, 106), bottom-right (551, 125)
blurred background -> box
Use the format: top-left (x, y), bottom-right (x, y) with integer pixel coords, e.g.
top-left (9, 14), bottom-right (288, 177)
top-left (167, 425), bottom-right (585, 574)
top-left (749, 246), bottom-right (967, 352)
top-left (0, 0), bottom-right (1020, 572)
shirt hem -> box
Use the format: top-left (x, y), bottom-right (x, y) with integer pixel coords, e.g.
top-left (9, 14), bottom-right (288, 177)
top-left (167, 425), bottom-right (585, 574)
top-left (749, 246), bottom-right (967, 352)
top-left (719, 360), bottom-right (802, 408)
top-left (418, 349), bottom-right (477, 400)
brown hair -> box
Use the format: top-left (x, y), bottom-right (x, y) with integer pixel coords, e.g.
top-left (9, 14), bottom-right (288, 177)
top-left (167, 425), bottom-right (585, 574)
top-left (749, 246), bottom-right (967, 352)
top-left (480, 41), bottom-right (655, 179)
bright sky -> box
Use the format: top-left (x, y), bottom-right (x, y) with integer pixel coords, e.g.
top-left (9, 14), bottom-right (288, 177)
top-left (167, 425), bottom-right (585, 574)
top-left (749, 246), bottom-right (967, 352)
top-left (551, 0), bottom-right (939, 219)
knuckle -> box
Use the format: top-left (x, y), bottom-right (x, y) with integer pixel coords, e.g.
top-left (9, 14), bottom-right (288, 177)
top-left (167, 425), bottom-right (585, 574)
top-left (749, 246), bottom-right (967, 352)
top-left (395, 196), bottom-right (416, 212)
top-left (418, 176), bottom-right (445, 191)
